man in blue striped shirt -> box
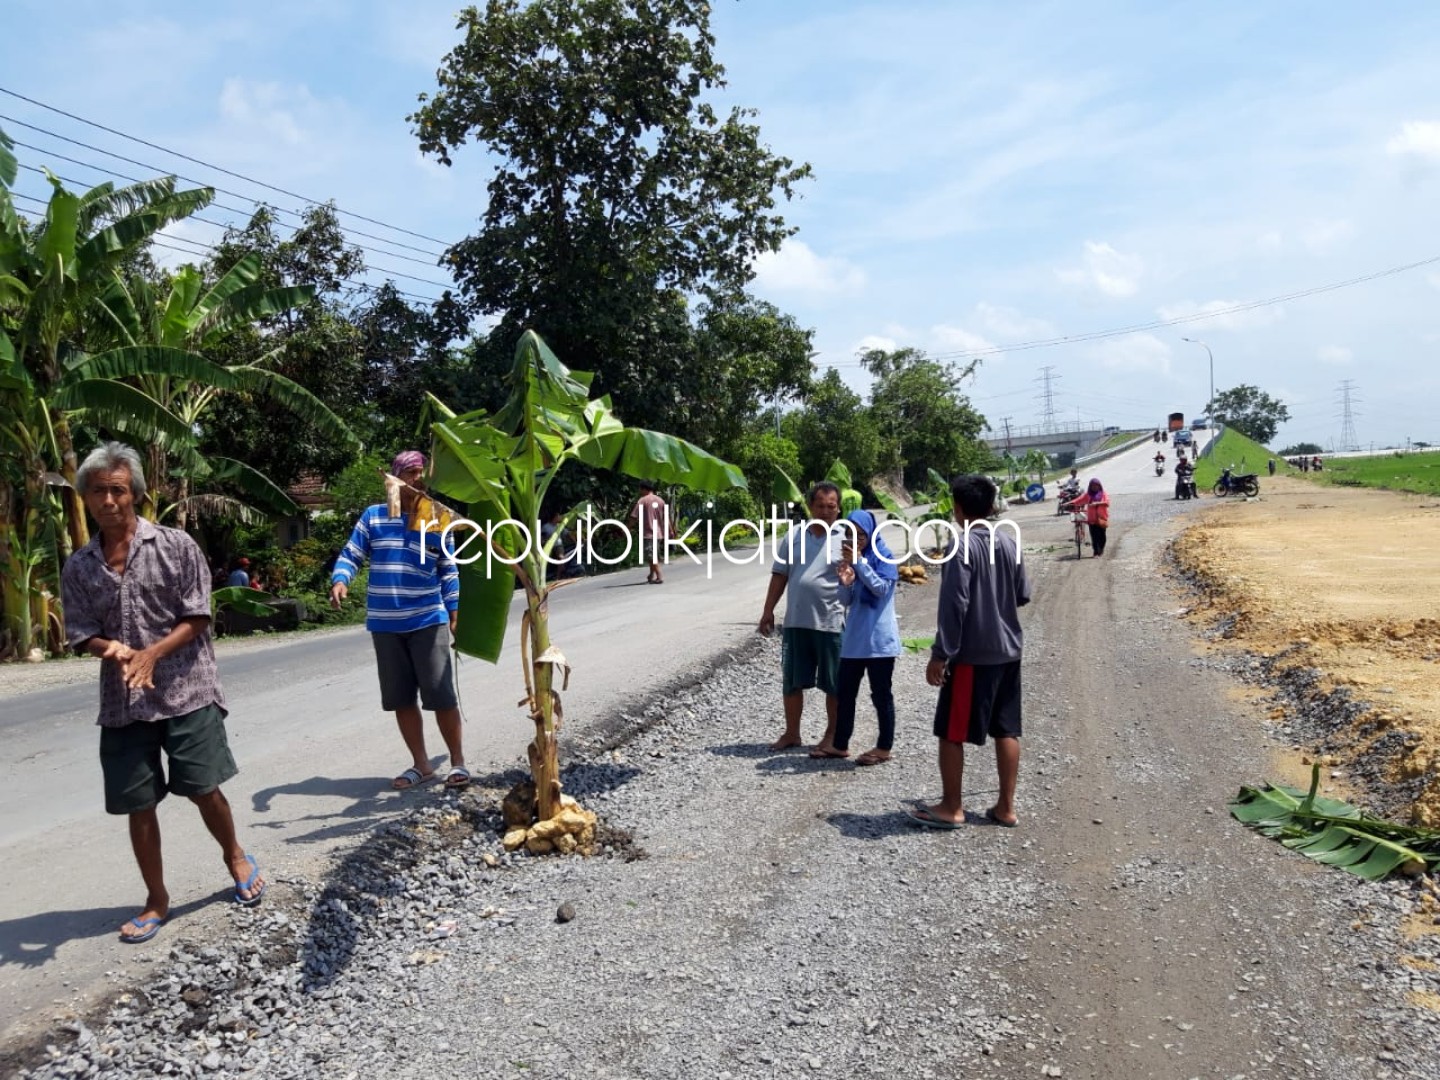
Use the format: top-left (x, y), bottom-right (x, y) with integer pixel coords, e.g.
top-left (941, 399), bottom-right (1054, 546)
top-left (329, 451), bottom-right (468, 790)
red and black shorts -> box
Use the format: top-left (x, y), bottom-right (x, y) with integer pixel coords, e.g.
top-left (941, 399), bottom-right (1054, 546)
top-left (933, 661), bottom-right (1023, 746)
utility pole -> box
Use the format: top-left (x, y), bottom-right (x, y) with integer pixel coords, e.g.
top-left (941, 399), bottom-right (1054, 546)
top-left (1337, 380), bottom-right (1360, 452)
top-left (1036, 366), bottom-right (1060, 433)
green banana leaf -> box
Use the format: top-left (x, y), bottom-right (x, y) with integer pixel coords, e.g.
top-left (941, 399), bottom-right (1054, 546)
top-left (901, 636), bottom-right (936, 653)
top-left (873, 489), bottom-right (904, 515)
top-left (825, 459), bottom-right (853, 489)
top-left (212, 586), bottom-right (280, 617)
top-left (771, 464), bottom-right (805, 511)
top-left (0, 124), bottom-right (16, 188)
top-left (53, 379), bottom-right (195, 446)
top-left (452, 506), bottom-right (518, 664)
top-left (203, 456), bottom-right (300, 517)
top-left (69, 345), bottom-right (237, 389)
top-left (1230, 764), bottom-right (1440, 880)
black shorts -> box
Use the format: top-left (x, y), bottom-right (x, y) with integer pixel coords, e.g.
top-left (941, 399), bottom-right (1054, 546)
top-left (99, 704), bottom-right (238, 815)
top-left (933, 661), bottom-right (1022, 745)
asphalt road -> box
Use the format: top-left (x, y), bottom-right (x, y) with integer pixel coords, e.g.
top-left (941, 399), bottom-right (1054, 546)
top-left (0, 550), bottom-right (774, 1039)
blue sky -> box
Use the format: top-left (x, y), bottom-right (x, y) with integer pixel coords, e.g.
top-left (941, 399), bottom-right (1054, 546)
top-left (3, 1), bottom-right (1438, 449)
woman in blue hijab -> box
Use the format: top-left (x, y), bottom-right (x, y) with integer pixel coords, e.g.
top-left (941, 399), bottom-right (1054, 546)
top-left (826, 509), bottom-right (902, 765)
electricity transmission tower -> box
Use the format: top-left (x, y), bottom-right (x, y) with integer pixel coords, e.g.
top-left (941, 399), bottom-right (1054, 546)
top-left (1036, 366), bottom-right (1060, 432)
top-left (1337, 380), bottom-right (1360, 452)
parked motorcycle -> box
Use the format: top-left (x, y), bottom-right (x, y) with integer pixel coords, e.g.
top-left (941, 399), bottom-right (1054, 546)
top-left (1214, 467), bottom-right (1260, 498)
top-left (1055, 480), bottom-right (1080, 515)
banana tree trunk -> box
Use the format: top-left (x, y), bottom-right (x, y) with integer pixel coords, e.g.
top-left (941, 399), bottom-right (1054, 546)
top-left (173, 469), bottom-right (189, 532)
top-left (526, 590), bottom-right (562, 822)
top-left (0, 478), bottom-right (27, 660)
top-left (142, 444), bottom-right (166, 524)
top-left (52, 413), bottom-right (89, 554)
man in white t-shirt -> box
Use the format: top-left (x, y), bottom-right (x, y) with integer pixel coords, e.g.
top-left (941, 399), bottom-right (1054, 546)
top-left (758, 483), bottom-right (845, 753)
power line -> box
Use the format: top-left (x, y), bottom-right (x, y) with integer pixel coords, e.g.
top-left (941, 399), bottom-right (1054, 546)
top-left (0, 86), bottom-right (451, 249)
top-left (11, 201), bottom-right (448, 308)
top-left (0, 113), bottom-right (448, 260)
top-left (10, 170), bottom-right (456, 290)
top-left (7, 135), bottom-right (447, 269)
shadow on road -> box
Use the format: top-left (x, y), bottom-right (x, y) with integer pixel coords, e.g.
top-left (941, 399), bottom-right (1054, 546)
top-left (822, 810), bottom-right (929, 841)
top-left (707, 742), bottom-right (792, 760)
top-left (0, 895), bottom-right (218, 970)
top-left (249, 774), bottom-right (415, 846)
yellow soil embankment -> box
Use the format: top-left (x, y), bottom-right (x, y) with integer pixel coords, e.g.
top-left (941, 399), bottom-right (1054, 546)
top-left (1172, 475), bottom-right (1440, 825)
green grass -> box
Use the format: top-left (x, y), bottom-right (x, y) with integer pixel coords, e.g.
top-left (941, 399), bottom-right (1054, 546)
top-left (1096, 430), bottom-right (1146, 452)
top-left (1192, 427), bottom-right (1280, 489)
top-left (1304, 450), bottom-right (1440, 496)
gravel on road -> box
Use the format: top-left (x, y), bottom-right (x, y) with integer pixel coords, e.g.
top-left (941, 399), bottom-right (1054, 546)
top-left (7, 493), bottom-right (1439, 1080)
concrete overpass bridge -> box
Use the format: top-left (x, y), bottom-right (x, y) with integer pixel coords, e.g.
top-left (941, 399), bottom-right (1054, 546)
top-left (981, 420), bottom-right (1109, 463)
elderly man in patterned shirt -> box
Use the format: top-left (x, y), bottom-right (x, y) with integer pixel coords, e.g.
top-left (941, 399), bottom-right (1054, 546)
top-left (61, 442), bottom-right (264, 944)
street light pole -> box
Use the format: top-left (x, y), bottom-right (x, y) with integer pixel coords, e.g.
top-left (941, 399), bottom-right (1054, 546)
top-left (1181, 336), bottom-right (1214, 418)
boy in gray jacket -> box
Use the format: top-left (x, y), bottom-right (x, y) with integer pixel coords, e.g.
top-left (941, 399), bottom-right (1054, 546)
top-left (909, 475), bottom-right (1031, 829)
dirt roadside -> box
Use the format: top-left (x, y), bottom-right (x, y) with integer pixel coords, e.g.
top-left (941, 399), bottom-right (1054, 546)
top-left (1172, 475), bottom-right (1440, 826)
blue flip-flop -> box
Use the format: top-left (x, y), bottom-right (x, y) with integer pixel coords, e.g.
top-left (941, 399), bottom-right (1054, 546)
top-left (233, 854), bottom-right (266, 907)
top-left (120, 915), bottom-right (164, 944)
top-left (906, 807), bottom-right (965, 831)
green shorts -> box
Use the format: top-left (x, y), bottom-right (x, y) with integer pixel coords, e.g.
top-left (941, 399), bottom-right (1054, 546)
top-left (99, 703), bottom-right (238, 816)
top-left (781, 627), bottom-right (842, 696)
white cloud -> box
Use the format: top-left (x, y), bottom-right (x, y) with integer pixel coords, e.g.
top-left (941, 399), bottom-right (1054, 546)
top-left (1386, 120), bottom-right (1440, 159)
top-left (1056, 241), bottom-right (1144, 298)
top-left (1317, 345), bottom-right (1354, 366)
top-left (852, 333), bottom-right (900, 355)
top-left (970, 301), bottom-right (1054, 339)
top-left (930, 325), bottom-right (995, 355)
top-left (924, 303), bottom-right (1053, 360)
top-left (1155, 299), bottom-right (1284, 332)
top-left (753, 240), bottom-right (866, 297)
top-left (1300, 218), bottom-right (1355, 254)
top-left (1085, 332), bottom-right (1172, 374)
top-left (217, 78), bottom-right (335, 147)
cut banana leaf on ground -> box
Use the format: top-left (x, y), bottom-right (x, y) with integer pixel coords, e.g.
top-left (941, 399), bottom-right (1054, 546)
top-left (1230, 764), bottom-right (1440, 880)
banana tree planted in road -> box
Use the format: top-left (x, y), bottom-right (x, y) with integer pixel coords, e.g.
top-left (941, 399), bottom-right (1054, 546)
top-left (424, 331), bottom-right (745, 831)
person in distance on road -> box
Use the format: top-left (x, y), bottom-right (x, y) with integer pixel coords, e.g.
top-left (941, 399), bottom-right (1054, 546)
top-left (758, 482), bottom-right (846, 754)
top-left (908, 475), bottom-right (1031, 830)
top-left (830, 510), bottom-right (902, 766)
top-left (329, 450), bottom-right (467, 791)
top-left (1065, 478), bottom-right (1111, 557)
top-left (627, 480), bottom-right (674, 584)
top-left (62, 441), bottom-right (266, 944)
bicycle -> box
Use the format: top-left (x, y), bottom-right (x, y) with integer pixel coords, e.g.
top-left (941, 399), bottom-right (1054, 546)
top-left (1070, 506), bottom-right (1088, 560)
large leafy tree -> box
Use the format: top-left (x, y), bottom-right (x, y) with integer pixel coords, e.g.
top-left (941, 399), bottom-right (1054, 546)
top-left (410, 0), bottom-right (812, 434)
top-left (201, 206), bottom-right (373, 486)
top-left (1207, 384), bottom-right (1291, 445)
top-left (353, 283), bottom-right (473, 452)
top-left (687, 299), bottom-right (814, 461)
top-left (785, 370), bottom-right (883, 487)
top-left (861, 346), bottom-right (991, 491)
